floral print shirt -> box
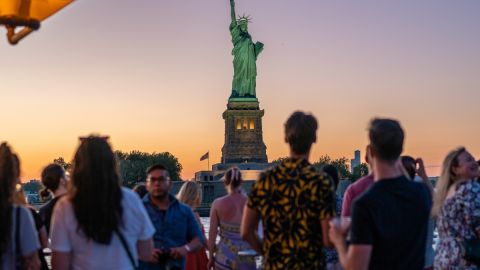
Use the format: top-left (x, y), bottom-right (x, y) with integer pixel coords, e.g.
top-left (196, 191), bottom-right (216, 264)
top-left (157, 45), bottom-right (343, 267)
top-left (247, 158), bottom-right (335, 270)
top-left (435, 180), bottom-right (480, 270)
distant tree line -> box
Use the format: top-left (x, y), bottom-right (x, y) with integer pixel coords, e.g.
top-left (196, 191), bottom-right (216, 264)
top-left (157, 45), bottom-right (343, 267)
top-left (52, 150), bottom-right (183, 187)
top-left (272, 154), bottom-right (368, 182)
top-left (115, 151), bottom-right (182, 186)
top-left (53, 157), bottom-right (72, 171)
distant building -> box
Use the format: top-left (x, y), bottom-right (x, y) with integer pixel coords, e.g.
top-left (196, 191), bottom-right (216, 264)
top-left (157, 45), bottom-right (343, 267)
top-left (350, 149), bottom-right (361, 173)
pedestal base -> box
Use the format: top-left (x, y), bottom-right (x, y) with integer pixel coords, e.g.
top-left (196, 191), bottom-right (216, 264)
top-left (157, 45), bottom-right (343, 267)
top-left (221, 100), bottom-right (268, 164)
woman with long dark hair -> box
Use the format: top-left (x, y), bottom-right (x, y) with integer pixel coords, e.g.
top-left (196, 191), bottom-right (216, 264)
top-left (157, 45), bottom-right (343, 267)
top-left (50, 136), bottom-right (154, 269)
top-left (0, 142), bottom-right (40, 269)
top-left (39, 163), bottom-right (68, 235)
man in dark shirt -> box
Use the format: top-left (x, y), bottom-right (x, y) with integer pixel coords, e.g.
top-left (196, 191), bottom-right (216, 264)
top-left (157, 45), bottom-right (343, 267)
top-left (329, 118), bottom-right (431, 270)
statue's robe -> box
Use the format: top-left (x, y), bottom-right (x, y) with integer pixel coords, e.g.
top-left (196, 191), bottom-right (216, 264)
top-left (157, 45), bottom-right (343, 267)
top-left (230, 22), bottom-right (262, 98)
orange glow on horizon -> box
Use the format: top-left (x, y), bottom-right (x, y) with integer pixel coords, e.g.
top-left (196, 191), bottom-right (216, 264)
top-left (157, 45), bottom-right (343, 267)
top-left (15, 126), bottom-right (450, 183)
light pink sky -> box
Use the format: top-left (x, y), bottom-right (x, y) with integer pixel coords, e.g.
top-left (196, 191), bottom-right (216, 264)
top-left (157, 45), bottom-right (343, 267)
top-left (1, 0), bottom-right (479, 180)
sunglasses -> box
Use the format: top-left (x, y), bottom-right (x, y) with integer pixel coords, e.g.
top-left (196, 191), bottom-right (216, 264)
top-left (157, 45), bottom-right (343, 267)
top-left (147, 176), bottom-right (170, 183)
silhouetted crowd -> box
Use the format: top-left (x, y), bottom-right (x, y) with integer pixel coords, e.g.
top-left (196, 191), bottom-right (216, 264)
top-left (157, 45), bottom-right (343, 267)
top-left (1, 111), bottom-right (479, 270)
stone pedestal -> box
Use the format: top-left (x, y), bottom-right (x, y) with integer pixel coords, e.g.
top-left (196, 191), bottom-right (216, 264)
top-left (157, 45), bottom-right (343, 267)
top-left (221, 100), bottom-right (268, 164)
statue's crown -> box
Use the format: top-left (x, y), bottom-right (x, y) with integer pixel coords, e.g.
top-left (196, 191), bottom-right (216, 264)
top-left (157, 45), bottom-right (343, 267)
top-left (237, 14), bottom-right (252, 23)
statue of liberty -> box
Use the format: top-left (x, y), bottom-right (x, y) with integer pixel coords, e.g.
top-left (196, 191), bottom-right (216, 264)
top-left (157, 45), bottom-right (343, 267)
top-left (229, 0), bottom-right (264, 99)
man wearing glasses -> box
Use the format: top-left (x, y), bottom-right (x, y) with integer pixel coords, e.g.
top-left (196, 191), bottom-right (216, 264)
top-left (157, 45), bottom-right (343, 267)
top-left (139, 164), bottom-right (205, 270)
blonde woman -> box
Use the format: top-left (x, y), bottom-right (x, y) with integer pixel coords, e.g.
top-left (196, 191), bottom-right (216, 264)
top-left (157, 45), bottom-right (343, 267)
top-left (434, 147), bottom-right (480, 269)
top-left (177, 181), bottom-right (209, 270)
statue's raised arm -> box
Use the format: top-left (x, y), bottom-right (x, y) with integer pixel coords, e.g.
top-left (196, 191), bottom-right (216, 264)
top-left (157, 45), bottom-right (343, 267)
top-left (230, 0), bottom-right (237, 25)
top-left (228, 0), bottom-right (263, 99)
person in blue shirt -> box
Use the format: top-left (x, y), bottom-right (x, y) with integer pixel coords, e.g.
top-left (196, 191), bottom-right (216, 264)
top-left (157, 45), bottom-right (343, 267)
top-left (139, 164), bottom-right (205, 270)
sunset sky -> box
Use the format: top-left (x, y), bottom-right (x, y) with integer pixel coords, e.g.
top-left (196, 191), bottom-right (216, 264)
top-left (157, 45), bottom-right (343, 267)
top-left (1, 0), bottom-right (480, 181)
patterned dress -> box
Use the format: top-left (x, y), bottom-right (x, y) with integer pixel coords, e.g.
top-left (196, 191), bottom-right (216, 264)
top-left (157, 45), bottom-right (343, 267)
top-left (214, 221), bottom-right (256, 270)
top-left (248, 158), bottom-right (336, 270)
top-left (435, 180), bottom-right (480, 270)
top-left (324, 195), bottom-right (342, 267)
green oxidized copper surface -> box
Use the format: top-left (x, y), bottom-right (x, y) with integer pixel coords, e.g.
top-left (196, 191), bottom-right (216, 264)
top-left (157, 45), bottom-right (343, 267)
top-left (228, 97), bottom-right (258, 102)
top-left (229, 0), bottom-right (264, 100)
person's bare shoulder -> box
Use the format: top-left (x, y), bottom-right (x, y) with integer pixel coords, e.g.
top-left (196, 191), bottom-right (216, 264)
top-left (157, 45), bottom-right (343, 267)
top-left (239, 193), bottom-right (248, 202)
top-left (55, 195), bottom-right (71, 210)
top-left (212, 195), bottom-right (230, 209)
top-left (215, 194), bottom-right (230, 203)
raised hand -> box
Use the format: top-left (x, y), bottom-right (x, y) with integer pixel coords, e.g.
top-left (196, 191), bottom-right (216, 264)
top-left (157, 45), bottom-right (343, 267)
top-left (230, 0), bottom-right (237, 23)
top-left (416, 158), bottom-right (428, 180)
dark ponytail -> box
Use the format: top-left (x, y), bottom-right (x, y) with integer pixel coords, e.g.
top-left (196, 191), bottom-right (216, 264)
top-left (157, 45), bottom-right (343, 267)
top-left (0, 143), bottom-right (18, 254)
top-left (40, 188), bottom-right (51, 201)
top-left (224, 167), bottom-right (242, 190)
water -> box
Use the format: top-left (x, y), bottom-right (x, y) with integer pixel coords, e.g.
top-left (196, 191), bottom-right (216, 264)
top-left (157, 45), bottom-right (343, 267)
top-left (200, 217), bottom-right (211, 236)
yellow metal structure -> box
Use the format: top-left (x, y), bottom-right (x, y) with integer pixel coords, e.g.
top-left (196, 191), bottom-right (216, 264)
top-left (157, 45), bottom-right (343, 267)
top-left (0, 0), bottom-right (74, 45)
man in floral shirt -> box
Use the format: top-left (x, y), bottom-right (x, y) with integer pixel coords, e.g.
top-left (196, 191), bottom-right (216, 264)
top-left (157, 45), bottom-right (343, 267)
top-left (241, 111), bottom-right (336, 270)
